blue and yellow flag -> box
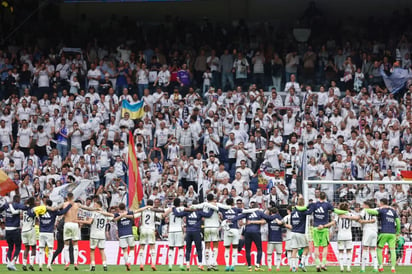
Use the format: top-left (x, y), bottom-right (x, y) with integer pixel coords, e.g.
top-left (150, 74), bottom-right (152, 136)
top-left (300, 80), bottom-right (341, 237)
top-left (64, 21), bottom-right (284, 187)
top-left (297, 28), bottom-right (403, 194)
top-left (121, 100), bottom-right (145, 119)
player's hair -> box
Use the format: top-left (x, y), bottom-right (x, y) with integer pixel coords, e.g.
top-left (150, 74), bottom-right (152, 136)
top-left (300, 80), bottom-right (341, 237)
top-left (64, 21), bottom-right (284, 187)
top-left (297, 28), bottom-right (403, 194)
top-left (147, 199), bottom-right (154, 206)
top-left (26, 197), bottom-right (35, 207)
top-left (226, 198), bottom-right (234, 206)
top-left (13, 194), bottom-right (20, 203)
top-left (192, 199), bottom-right (199, 205)
top-left (46, 200), bottom-right (53, 206)
top-left (297, 197), bottom-right (305, 206)
top-left (339, 202), bottom-right (349, 211)
top-left (363, 200), bottom-right (372, 208)
top-left (269, 207), bottom-right (278, 214)
top-left (380, 198), bottom-right (388, 205)
top-left (67, 192), bottom-right (74, 200)
top-left (95, 201), bottom-right (103, 208)
top-left (173, 198), bottom-right (181, 207)
top-left (287, 205), bottom-right (293, 212)
top-left (119, 203), bottom-right (126, 210)
top-left (319, 191), bottom-right (327, 200)
top-left (207, 193), bottom-right (215, 202)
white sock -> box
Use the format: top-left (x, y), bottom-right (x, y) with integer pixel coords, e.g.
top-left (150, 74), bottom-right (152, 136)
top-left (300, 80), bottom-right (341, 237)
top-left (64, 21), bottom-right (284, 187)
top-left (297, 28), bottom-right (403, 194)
top-left (211, 249), bottom-right (216, 266)
top-left (30, 255), bottom-right (35, 266)
top-left (224, 248), bottom-right (230, 267)
top-left (292, 258), bottom-right (297, 268)
top-left (267, 253), bottom-right (273, 269)
top-left (150, 249), bottom-right (157, 266)
top-left (361, 250), bottom-right (368, 270)
top-left (287, 252), bottom-right (292, 268)
top-left (205, 249), bottom-right (210, 266)
top-left (139, 249), bottom-right (144, 265)
top-left (39, 248), bottom-right (45, 267)
top-left (47, 249), bottom-right (53, 266)
top-left (102, 261), bottom-right (106, 267)
top-left (73, 246), bottom-right (79, 264)
top-left (91, 261), bottom-right (95, 266)
top-left (178, 248), bottom-right (184, 267)
top-left (339, 252), bottom-right (344, 268)
top-left (123, 250), bottom-right (129, 265)
top-left (22, 257), bottom-right (27, 266)
top-left (128, 250), bottom-right (134, 265)
top-left (371, 249), bottom-right (378, 269)
top-left (168, 249), bottom-right (174, 267)
top-left (275, 253), bottom-right (281, 269)
top-left (231, 249), bottom-right (238, 267)
top-left (346, 251), bottom-right (352, 268)
top-left (301, 255), bottom-right (307, 267)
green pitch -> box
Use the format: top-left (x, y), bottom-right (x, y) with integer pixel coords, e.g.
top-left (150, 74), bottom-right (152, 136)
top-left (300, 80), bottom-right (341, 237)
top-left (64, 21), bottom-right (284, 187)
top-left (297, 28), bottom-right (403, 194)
top-left (9, 265), bottom-right (411, 273)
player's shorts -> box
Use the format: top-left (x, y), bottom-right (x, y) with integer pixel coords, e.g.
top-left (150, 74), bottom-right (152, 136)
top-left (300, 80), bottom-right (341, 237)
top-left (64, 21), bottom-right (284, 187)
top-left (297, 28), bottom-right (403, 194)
top-left (204, 227), bottom-right (219, 242)
top-left (338, 240), bottom-right (352, 250)
top-left (39, 232), bottom-right (54, 248)
top-left (21, 229), bottom-right (36, 246)
top-left (362, 231), bottom-right (377, 247)
top-left (268, 242), bottom-right (283, 254)
top-left (290, 232), bottom-right (308, 249)
top-left (313, 228), bottom-right (330, 247)
top-left (119, 235), bottom-right (136, 248)
top-left (169, 231), bottom-right (184, 247)
top-left (377, 233), bottom-right (397, 249)
top-left (223, 228), bottom-right (240, 246)
top-left (284, 239), bottom-right (292, 251)
top-left (64, 222), bottom-right (80, 241)
top-left (90, 238), bottom-right (105, 249)
top-left (139, 228), bottom-right (156, 245)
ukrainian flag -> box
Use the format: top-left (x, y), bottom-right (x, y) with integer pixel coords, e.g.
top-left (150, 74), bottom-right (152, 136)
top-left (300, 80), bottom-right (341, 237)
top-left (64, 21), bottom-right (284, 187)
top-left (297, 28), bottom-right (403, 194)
top-left (121, 100), bottom-right (145, 120)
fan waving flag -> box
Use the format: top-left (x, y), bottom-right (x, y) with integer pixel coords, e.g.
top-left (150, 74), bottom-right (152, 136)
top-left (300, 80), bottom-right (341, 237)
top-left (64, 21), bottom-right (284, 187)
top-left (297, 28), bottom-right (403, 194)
top-left (128, 131), bottom-right (144, 211)
top-left (400, 170), bottom-right (412, 181)
top-left (0, 169), bottom-right (18, 196)
top-left (122, 100), bottom-right (145, 119)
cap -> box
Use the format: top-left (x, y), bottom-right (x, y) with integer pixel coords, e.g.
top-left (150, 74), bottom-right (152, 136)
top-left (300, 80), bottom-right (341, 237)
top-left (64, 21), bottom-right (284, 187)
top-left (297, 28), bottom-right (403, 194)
top-left (249, 198), bottom-right (257, 206)
top-left (227, 115), bottom-right (233, 119)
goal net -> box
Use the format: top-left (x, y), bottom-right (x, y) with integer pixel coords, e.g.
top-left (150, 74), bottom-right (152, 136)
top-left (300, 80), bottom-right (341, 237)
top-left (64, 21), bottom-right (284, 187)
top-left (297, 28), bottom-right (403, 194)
top-left (301, 179), bottom-right (411, 266)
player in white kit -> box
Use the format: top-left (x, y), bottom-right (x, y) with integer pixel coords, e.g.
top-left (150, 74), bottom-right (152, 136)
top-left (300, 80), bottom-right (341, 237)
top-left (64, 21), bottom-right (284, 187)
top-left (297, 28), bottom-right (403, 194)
top-left (333, 203), bottom-right (357, 272)
top-left (164, 198), bottom-right (186, 271)
top-left (358, 200), bottom-right (378, 272)
top-left (21, 197), bottom-right (36, 271)
top-left (281, 206), bottom-right (293, 271)
top-left (136, 199), bottom-right (164, 271)
top-left (191, 193), bottom-right (221, 271)
top-left (77, 201), bottom-right (114, 271)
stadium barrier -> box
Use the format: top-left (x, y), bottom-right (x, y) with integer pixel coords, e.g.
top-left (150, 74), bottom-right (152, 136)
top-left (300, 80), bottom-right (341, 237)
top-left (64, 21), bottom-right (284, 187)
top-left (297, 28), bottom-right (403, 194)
top-left (0, 241), bottom-right (410, 265)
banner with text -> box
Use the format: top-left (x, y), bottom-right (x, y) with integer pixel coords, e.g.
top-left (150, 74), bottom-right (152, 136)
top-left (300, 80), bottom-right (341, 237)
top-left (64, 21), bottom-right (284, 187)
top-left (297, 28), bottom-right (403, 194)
top-left (0, 241), bottom-right (411, 266)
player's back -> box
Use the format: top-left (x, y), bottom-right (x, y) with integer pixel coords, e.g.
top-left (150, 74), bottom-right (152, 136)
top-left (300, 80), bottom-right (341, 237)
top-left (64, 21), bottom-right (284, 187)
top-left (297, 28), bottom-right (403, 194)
top-left (360, 209), bottom-right (378, 233)
top-left (335, 213), bottom-right (353, 241)
top-left (22, 209), bottom-right (35, 232)
top-left (140, 208), bottom-right (157, 231)
top-left (90, 212), bottom-right (110, 239)
top-left (64, 201), bottom-right (79, 222)
top-left (169, 207), bottom-right (184, 233)
top-left (203, 206), bottom-right (220, 228)
top-left (282, 214), bottom-right (292, 240)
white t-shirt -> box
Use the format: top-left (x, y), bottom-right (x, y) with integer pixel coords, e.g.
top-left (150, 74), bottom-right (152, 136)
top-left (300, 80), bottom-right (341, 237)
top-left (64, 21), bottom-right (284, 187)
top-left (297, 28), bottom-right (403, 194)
top-left (334, 213), bottom-right (353, 241)
top-left (90, 212), bottom-right (112, 240)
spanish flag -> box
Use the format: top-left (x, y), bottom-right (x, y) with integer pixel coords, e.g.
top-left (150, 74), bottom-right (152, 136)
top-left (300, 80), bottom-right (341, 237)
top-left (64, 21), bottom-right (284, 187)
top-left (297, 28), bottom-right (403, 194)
top-left (121, 100), bottom-right (145, 120)
top-left (0, 169), bottom-right (18, 196)
top-left (128, 131), bottom-right (144, 211)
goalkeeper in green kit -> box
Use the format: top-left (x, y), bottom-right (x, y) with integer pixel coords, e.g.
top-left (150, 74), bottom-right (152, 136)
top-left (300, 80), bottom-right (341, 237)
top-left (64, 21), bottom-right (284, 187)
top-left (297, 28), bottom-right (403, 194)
top-left (365, 198), bottom-right (400, 273)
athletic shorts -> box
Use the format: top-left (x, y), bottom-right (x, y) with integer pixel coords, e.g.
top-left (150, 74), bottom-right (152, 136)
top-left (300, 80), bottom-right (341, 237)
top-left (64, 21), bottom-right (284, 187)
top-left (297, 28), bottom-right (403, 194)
top-left (313, 228), bottom-right (330, 247)
top-left (284, 239), bottom-right (292, 251)
top-left (22, 229), bottom-right (36, 246)
top-left (64, 222), bottom-right (80, 241)
top-left (362, 231), bottom-right (377, 247)
top-left (139, 228), bottom-right (156, 245)
top-left (90, 238), bottom-right (105, 249)
top-left (268, 242), bottom-right (283, 254)
top-left (119, 235), bottom-right (135, 248)
top-left (377, 233), bottom-right (396, 249)
top-left (204, 227), bottom-right (219, 242)
top-left (290, 232), bottom-right (308, 249)
top-left (338, 240), bottom-right (352, 250)
top-left (169, 231), bottom-right (184, 247)
top-left (39, 232), bottom-right (54, 248)
top-left (223, 228), bottom-right (240, 246)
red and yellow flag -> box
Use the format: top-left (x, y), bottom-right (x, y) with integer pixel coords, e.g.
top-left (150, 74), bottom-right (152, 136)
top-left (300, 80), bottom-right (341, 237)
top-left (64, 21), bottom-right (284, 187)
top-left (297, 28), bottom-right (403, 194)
top-left (0, 169), bottom-right (18, 196)
top-left (400, 170), bottom-right (412, 181)
top-left (128, 131), bottom-right (144, 211)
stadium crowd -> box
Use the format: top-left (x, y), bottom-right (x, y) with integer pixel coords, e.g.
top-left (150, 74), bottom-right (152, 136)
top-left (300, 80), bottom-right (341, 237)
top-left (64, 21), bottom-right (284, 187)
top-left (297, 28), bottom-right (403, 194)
top-left (0, 13), bottom-right (412, 251)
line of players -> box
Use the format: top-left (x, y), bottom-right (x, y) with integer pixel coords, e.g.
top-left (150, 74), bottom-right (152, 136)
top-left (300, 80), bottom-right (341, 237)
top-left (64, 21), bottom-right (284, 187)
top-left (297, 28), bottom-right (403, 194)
top-left (0, 191), bottom-right (401, 272)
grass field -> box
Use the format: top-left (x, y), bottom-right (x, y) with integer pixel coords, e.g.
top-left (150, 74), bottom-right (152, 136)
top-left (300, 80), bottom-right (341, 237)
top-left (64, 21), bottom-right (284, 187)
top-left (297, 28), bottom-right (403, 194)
top-left (9, 265), bottom-right (411, 273)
